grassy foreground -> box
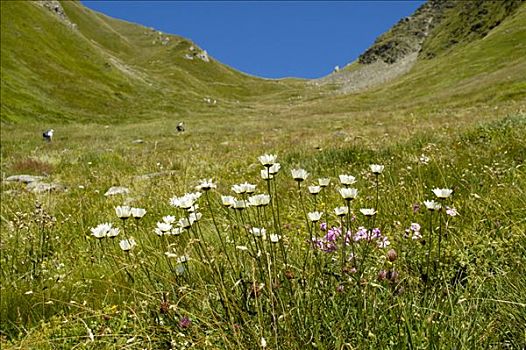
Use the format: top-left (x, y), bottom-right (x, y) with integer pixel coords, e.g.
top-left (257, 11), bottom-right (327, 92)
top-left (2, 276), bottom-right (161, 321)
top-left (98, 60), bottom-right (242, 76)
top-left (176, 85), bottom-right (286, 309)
top-left (1, 110), bottom-right (525, 349)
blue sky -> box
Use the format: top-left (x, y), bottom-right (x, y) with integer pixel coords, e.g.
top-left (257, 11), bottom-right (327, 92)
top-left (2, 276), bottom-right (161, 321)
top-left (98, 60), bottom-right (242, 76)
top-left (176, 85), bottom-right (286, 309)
top-left (81, 1), bottom-right (425, 79)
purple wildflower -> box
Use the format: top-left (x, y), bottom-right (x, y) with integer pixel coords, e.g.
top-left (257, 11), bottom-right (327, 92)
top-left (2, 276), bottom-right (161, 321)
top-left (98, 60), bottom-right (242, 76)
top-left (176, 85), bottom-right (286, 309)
top-left (354, 227), bottom-right (368, 242)
top-left (323, 242), bottom-right (338, 253)
top-left (324, 227), bottom-right (341, 242)
top-left (179, 316), bottom-right (192, 329)
top-left (370, 228), bottom-right (382, 240)
top-left (410, 223), bottom-right (421, 232)
top-left (320, 222), bottom-right (328, 231)
top-left (408, 222), bottom-right (422, 240)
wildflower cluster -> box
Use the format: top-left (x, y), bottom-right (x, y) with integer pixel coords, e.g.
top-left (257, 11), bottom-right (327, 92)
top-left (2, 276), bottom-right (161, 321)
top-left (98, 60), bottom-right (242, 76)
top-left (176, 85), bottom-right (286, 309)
top-left (82, 153), bottom-right (459, 347)
top-left (90, 206), bottom-right (146, 251)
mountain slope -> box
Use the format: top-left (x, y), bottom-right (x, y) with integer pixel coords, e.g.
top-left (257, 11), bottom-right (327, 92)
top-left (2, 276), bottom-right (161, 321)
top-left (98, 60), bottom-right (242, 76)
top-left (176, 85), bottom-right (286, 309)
top-left (320, 0), bottom-right (525, 97)
top-left (1, 0), bottom-right (524, 125)
top-left (0, 0), bottom-right (297, 123)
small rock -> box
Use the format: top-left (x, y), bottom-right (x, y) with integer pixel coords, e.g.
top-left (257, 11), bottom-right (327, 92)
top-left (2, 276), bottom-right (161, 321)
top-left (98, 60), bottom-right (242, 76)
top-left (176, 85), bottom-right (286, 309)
top-left (5, 175), bottom-right (45, 184)
top-left (333, 131), bottom-right (348, 139)
top-left (104, 186), bottom-right (130, 196)
top-left (197, 50), bottom-right (209, 62)
top-left (27, 182), bottom-right (65, 193)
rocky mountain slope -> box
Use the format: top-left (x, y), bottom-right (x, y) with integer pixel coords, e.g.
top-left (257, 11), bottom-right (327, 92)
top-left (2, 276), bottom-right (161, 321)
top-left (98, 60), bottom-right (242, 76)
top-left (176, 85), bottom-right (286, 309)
top-left (320, 0), bottom-right (524, 93)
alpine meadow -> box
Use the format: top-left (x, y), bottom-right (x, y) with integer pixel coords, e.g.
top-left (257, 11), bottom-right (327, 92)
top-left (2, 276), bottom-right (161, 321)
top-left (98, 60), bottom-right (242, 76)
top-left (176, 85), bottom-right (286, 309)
top-left (1, 1), bottom-right (525, 349)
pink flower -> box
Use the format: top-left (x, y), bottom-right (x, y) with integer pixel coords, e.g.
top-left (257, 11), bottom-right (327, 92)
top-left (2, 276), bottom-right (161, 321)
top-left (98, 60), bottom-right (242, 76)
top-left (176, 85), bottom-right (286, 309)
top-left (446, 207), bottom-right (459, 217)
top-left (179, 316), bottom-right (192, 329)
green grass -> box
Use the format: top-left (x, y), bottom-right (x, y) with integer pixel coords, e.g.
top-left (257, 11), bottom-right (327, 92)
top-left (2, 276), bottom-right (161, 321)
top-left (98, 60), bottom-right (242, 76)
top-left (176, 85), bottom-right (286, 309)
top-left (420, 0), bottom-right (523, 59)
top-left (1, 112), bottom-right (525, 348)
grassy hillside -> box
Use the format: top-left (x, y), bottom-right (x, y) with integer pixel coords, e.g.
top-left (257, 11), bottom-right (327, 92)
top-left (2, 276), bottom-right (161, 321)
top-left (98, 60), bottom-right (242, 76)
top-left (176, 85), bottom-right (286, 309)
top-left (0, 1), bottom-right (298, 124)
top-left (307, 2), bottom-right (526, 118)
top-left (420, 0), bottom-right (523, 59)
top-left (2, 1), bottom-right (525, 125)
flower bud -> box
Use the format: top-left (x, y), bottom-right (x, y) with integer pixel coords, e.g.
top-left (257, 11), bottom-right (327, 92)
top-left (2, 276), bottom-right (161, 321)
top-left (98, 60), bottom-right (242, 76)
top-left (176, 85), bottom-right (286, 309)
top-left (377, 270), bottom-right (387, 281)
top-left (387, 249), bottom-right (398, 262)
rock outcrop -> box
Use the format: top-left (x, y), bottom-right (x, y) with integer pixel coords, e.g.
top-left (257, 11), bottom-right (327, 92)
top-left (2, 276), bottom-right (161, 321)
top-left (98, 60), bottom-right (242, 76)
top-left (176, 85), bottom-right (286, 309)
top-left (35, 0), bottom-right (77, 29)
top-left (358, 0), bottom-right (454, 65)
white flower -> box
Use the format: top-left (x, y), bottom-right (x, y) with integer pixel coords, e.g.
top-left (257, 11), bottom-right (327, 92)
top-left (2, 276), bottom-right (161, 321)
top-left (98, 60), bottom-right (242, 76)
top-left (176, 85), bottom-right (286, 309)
top-left (178, 217), bottom-right (192, 229)
top-left (178, 196), bottom-right (196, 210)
top-left (334, 206), bottom-right (348, 217)
top-left (360, 208), bottom-right (376, 217)
top-left (170, 193), bottom-right (201, 210)
top-left (269, 234), bottom-right (281, 243)
top-left (339, 174), bottom-right (356, 186)
top-left (231, 184), bottom-right (245, 194)
top-left (258, 154), bottom-right (277, 167)
top-left (115, 206), bottom-right (132, 219)
top-left (90, 223), bottom-right (112, 239)
top-left (446, 207), bottom-right (459, 217)
top-left (339, 187), bottom-right (358, 200)
top-left (106, 227), bottom-right (120, 238)
top-left (163, 215), bottom-right (176, 224)
top-left (308, 185), bottom-right (321, 195)
top-left (248, 194), bottom-right (270, 207)
top-left (119, 238), bottom-right (136, 251)
top-left (250, 227), bottom-right (266, 238)
top-left (377, 236), bottom-right (390, 248)
top-left (187, 192), bottom-right (202, 201)
top-left (232, 182), bottom-right (256, 194)
top-left (196, 178), bottom-right (216, 191)
top-left (131, 207), bottom-right (147, 219)
top-left (432, 188), bottom-right (453, 199)
top-left (318, 178), bottom-right (330, 187)
top-left (370, 164), bottom-right (384, 174)
top-left (234, 200), bottom-right (248, 210)
top-left (245, 183), bottom-right (256, 194)
top-left (261, 337), bottom-right (267, 348)
top-left (221, 195), bottom-right (236, 207)
top-left (424, 200), bottom-right (441, 211)
top-left (177, 255), bottom-right (190, 264)
top-left (189, 212), bottom-right (202, 223)
top-left (308, 211), bottom-right (323, 222)
top-left (189, 204), bottom-right (199, 212)
top-left (412, 232), bottom-right (422, 240)
top-left (291, 168), bottom-right (309, 182)
top-left (419, 154), bottom-right (430, 164)
top-left (269, 163), bottom-right (281, 175)
top-left (156, 221), bottom-right (172, 233)
top-left (261, 169), bottom-right (274, 180)
top-left (169, 196), bottom-right (182, 207)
